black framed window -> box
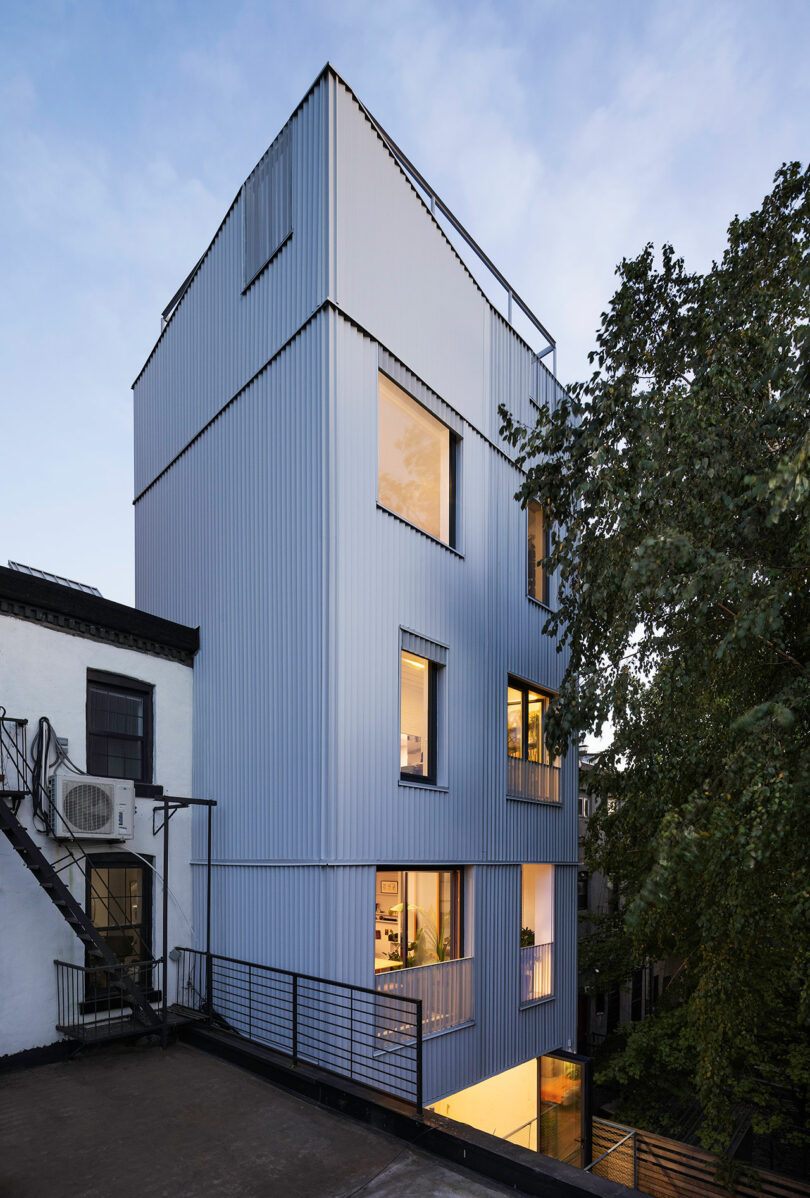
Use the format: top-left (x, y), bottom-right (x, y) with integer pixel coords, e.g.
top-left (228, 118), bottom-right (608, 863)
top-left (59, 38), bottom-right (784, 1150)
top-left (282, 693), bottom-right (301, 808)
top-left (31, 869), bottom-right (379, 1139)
top-left (84, 852), bottom-right (155, 1008)
top-left (527, 501), bottom-right (551, 605)
top-left (86, 670), bottom-right (153, 782)
top-left (400, 650), bottom-right (438, 783)
top-left (507, 677), bottom-right (555, 766)
top-left (375, 868), bottom-right (463, 973)
top-left (577, 871), bottom-right (589, 912)
top-left (378, 372), bottom-right (458, 548)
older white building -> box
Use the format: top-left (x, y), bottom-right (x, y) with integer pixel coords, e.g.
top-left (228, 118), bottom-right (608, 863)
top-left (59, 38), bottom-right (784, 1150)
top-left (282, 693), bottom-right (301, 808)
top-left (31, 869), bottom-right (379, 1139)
top-left (133, 66), bottom-right (583, 1157)
top-left (0, 563), bottom-right (198, 1060)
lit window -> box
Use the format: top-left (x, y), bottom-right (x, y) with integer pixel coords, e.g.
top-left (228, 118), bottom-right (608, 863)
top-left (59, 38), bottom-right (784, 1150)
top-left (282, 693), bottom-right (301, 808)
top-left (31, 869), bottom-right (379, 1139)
top-left (375, 869), bottom-right (462, 973)
top-left (527, 501), bottom-right (551, 605)
top-left (520, 864), bottom-right (554, 1003)
top-left (378, 373), bottom-right (455, 544)
top-left (87, 671), bottom-right (153, 782)
top-left (507, 677), bottom-right (554, 765)
top-left (401, 651), bottom-right (436, 783)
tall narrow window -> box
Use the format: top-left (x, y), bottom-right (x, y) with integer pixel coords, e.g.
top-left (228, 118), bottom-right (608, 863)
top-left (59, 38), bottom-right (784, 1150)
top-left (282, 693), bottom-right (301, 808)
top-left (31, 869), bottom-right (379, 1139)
top-left (85, 853), bottom-right (153, 1007)
top-left (87, 671), bottom-right (153, 783)
top-left (520, 864), bottom-right (554, 1003)
top-left (378, 373), bottom-right (455, 545)
top-left (528, 501), bottom-right (550, 605)
top-left (401, 651), bottom-right (436, 782)
top-left (507, 678), bottom-right (560, 802)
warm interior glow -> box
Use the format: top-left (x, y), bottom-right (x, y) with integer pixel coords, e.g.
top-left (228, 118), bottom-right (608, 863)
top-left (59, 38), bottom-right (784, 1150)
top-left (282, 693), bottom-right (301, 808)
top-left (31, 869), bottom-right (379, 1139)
top-left (527, 501), bottom-right (549, 604)
top-left (401, 651), bottom-right (430, 776)
top-left (429, 1059), bottom-right (539, 1150)
top-left (375, 869), bottom-right (460, 973)
top-left (378, 372), bottom-right (450, 543)
top-left (522, 864), bottom-right (554, 945)
top-left (539, 1055), bottom-right (584, 1167)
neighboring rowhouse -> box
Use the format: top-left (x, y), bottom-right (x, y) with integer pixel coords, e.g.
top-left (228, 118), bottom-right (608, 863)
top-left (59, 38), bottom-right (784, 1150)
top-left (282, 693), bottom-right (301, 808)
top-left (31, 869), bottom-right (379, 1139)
top-left (0, 562), bottom-right (198, 1060)
top-left (577, 753), bottom-right (678, 1055)
top-left (132, 65), bottom-right (582, 1156)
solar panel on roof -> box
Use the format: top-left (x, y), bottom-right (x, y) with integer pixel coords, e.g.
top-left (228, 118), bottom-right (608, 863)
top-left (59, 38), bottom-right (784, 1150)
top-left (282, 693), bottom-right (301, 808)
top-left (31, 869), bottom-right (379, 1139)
top-left (7, 561), bottom-right (103, 597)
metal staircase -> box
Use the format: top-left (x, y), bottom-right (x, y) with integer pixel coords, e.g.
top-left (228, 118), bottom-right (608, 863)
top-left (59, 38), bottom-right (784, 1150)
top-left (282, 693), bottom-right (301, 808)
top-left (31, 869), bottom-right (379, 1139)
top-left (0, 709), bottom-right (160, 1032)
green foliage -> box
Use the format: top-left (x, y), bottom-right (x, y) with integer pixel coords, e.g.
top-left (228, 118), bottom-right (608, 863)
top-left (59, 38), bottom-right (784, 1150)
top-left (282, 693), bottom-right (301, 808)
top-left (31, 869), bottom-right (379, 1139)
top-left (501, 163), bottom-right (810, 1156)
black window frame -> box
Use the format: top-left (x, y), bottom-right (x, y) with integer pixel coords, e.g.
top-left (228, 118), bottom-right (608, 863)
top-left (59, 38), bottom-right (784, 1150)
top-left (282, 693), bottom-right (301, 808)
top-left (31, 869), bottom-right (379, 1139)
top-left (83, 851), bottom-right (158, 1011)
top-left (507, 675), bottom-right (554, 766)
top-left (527, 500), bottom-right (551, 606)
top-left (86, 669), bottom-right (154, 784)
top-left (400, 652), bottom-right (438, 786)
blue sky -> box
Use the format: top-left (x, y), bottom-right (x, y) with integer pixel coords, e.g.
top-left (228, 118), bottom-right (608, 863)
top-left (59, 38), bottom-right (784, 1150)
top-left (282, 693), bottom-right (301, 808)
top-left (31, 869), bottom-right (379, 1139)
top-left (1, 0), bottom-right (808, 604)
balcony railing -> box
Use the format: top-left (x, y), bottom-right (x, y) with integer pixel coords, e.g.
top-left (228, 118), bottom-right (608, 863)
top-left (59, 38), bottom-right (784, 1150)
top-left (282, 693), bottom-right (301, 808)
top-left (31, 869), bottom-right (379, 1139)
top-left (55, 958), bottom-right (164, 1042)
top-left (376, 956), bottom-right (473, 1036)
top-left (507, 758), bottom-right (560, 804)
top-left (520, 942), bottom-right (553, 1004)
top-left (174, 947), bottom-right (423, 1109)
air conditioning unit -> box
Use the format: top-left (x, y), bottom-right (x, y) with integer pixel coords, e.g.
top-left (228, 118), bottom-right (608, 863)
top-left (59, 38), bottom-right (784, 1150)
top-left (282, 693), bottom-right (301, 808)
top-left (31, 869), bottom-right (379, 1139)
top-left (49, 774), bottom-right (134, 840)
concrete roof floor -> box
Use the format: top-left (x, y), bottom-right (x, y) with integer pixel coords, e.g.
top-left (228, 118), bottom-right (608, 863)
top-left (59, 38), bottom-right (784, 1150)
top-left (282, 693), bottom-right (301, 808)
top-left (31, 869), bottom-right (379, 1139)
top-left (0, 1042), bottom-right (524, 1197)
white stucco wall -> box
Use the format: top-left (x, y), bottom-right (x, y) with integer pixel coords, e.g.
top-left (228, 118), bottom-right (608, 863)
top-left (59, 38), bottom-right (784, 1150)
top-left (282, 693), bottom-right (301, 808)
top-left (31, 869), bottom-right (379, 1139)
top-left (0, 613), bottom-right (194, 1058)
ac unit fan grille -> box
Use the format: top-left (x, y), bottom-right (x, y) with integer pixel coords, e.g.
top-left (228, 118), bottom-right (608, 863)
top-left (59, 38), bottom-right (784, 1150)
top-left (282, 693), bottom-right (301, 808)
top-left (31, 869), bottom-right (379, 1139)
top-left (63, 783), bottom-right (114, 833)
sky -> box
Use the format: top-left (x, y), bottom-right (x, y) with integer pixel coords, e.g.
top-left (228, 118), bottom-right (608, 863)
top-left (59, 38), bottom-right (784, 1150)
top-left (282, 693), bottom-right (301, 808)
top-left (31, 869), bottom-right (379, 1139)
top-left (1, 0), bottom-right (808, 605)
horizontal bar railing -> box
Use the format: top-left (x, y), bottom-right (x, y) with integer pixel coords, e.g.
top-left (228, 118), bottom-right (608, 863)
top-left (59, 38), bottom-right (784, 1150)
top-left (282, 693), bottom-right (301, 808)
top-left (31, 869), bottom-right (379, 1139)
top-left (375, 956), bottom-right (473, 1036)
top-left (586, 1120), bottom-right (637, 1188)
top-left (520, 942), bottom-right (553, 1004)
top-left (507, 758), bottom-right (560, 803)
top-left (173, 947), bottom-right (423, 1110)
top-left (55, 958), bottom-right (164, 1039)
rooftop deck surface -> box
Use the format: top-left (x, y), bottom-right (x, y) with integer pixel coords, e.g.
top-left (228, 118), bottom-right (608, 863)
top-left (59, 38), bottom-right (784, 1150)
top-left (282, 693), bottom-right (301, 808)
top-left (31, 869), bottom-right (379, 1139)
top-left (0, 1041), bottom-right (521, 1197)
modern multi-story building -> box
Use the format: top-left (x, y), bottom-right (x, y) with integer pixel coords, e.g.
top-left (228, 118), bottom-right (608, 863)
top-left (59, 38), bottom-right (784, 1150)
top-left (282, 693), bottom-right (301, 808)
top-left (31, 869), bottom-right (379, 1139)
top-left (133, 65), bottom-right (580, 1151)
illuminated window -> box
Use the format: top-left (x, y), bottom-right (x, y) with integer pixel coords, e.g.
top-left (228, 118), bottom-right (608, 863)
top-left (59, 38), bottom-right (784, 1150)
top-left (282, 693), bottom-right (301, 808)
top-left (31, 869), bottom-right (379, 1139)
top-left (401, 651), bottom-right (436, 783)
top-left (507, 677), bottom-right (554, 765)
top-left (527, 501), bottom-right (551, 605)
top-left (375, 869), bottom-right (462, 974)
top-left (378, 373), bottom-right (455, 545)
top-left (521, 864), bottom-right (554, 1003)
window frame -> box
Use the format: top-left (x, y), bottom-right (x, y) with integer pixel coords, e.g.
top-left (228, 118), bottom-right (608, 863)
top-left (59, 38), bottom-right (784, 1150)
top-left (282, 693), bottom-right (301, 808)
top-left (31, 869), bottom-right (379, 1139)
top-left (507, 675), bottom-right (555, 767)
top-left (527, 500), bottom-right (552, 607)
top-left (375, 866), bottom-right (464, 974)
top-left (83, 851), bottom-right (157, 1011)
top-left (86, 669), bottom-right (154, 784)
top-left (377, 371), bottom-right (459, 550)
top-left (399, 650), bottom-right (438, 786)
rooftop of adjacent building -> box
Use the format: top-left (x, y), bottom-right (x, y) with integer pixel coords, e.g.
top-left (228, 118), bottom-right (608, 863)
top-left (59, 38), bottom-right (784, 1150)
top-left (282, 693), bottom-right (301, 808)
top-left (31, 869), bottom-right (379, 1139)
top-left (0, 562), bottom-right (198, 664)
top-left (0, 1042), bottom-right (531, 1198)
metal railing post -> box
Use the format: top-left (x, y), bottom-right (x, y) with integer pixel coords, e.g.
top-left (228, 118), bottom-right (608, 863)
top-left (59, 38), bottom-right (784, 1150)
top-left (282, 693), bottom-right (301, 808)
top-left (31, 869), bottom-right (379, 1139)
top-left (415, 998), bottom-right (423, 1114)
top-left (349, 991), bottom-right (354, 1081)
top-left (633, 1132), bottom-right (638, 1190)
top-left (292, 975), bottom-right (298, 1064)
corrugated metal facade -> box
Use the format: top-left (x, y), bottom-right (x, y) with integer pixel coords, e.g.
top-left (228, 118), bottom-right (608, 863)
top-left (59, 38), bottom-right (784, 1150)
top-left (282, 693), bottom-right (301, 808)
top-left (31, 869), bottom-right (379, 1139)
top-left (135, 68), bottom-right (577, 1105)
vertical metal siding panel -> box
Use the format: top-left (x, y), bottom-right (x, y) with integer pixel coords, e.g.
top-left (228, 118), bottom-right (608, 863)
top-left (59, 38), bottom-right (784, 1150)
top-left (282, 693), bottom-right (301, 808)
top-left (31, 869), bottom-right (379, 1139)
top-left (136, 316), bottom-right (329, 868)
top-left (133, 78), bottom-right (329, 497)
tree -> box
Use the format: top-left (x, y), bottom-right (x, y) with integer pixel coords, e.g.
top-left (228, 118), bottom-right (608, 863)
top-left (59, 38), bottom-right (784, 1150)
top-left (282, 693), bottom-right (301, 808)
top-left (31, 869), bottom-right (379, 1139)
top-left (500, 163), bottom-right (810, 1157)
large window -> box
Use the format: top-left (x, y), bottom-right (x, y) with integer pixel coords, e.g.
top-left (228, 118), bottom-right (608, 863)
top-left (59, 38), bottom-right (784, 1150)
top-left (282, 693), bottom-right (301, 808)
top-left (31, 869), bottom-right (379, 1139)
top-left (527, 501), bottom-right (551, 605)
top-left (86, 671), bottom-right (153, 783)
top-left (400, 650), bottom-right (437, 783)
top-left (375, 869), bottom-right (462, 973)
top-left (378, 372), bottom-right (455, 545)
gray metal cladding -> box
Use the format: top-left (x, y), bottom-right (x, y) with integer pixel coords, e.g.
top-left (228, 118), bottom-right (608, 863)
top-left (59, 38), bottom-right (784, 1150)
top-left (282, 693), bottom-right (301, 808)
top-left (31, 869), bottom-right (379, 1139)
top-left (136, 67), bottom-right (578, 1100)
top-left (136, 314), bottom-right (331, 865)
top-left (133, 75), bottom-right (330, 496)
top-left (242, 127), bottom-right (293, 290)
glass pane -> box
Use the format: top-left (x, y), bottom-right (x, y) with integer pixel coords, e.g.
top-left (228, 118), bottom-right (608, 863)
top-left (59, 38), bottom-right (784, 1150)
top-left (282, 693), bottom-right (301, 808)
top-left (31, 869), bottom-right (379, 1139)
top-left (527, 502), bottom-right (546, 601)
top-left (88, 686), bottom-right (144, 737)
top-left (527, 690), bottom-right (545, 763)
top-left (401, 652), bottom-right (430, 777)
top-left (539, 1055), bottom-right (584, 1167)
top-left (521, 864), bottom-right (554, 944)
top-left (375, 871), bottom-right (405, 973)
top-left (507, 686), bottom-right (523, 758)
top-left (378, 373), bottom-right (451, 543)
top-left (407, 870), bottom-right (458, 966)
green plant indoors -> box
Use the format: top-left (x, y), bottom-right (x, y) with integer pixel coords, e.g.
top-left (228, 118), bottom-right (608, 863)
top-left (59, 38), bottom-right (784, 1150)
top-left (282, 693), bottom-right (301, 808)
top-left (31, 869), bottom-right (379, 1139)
top-left (500, 163), bottom-right (810, 1157)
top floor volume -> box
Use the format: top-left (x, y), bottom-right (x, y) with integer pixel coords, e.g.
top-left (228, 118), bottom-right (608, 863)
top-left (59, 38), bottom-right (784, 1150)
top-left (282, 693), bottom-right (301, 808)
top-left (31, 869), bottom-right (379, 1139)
top-left (132, 64), bottom-right (567, 502)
